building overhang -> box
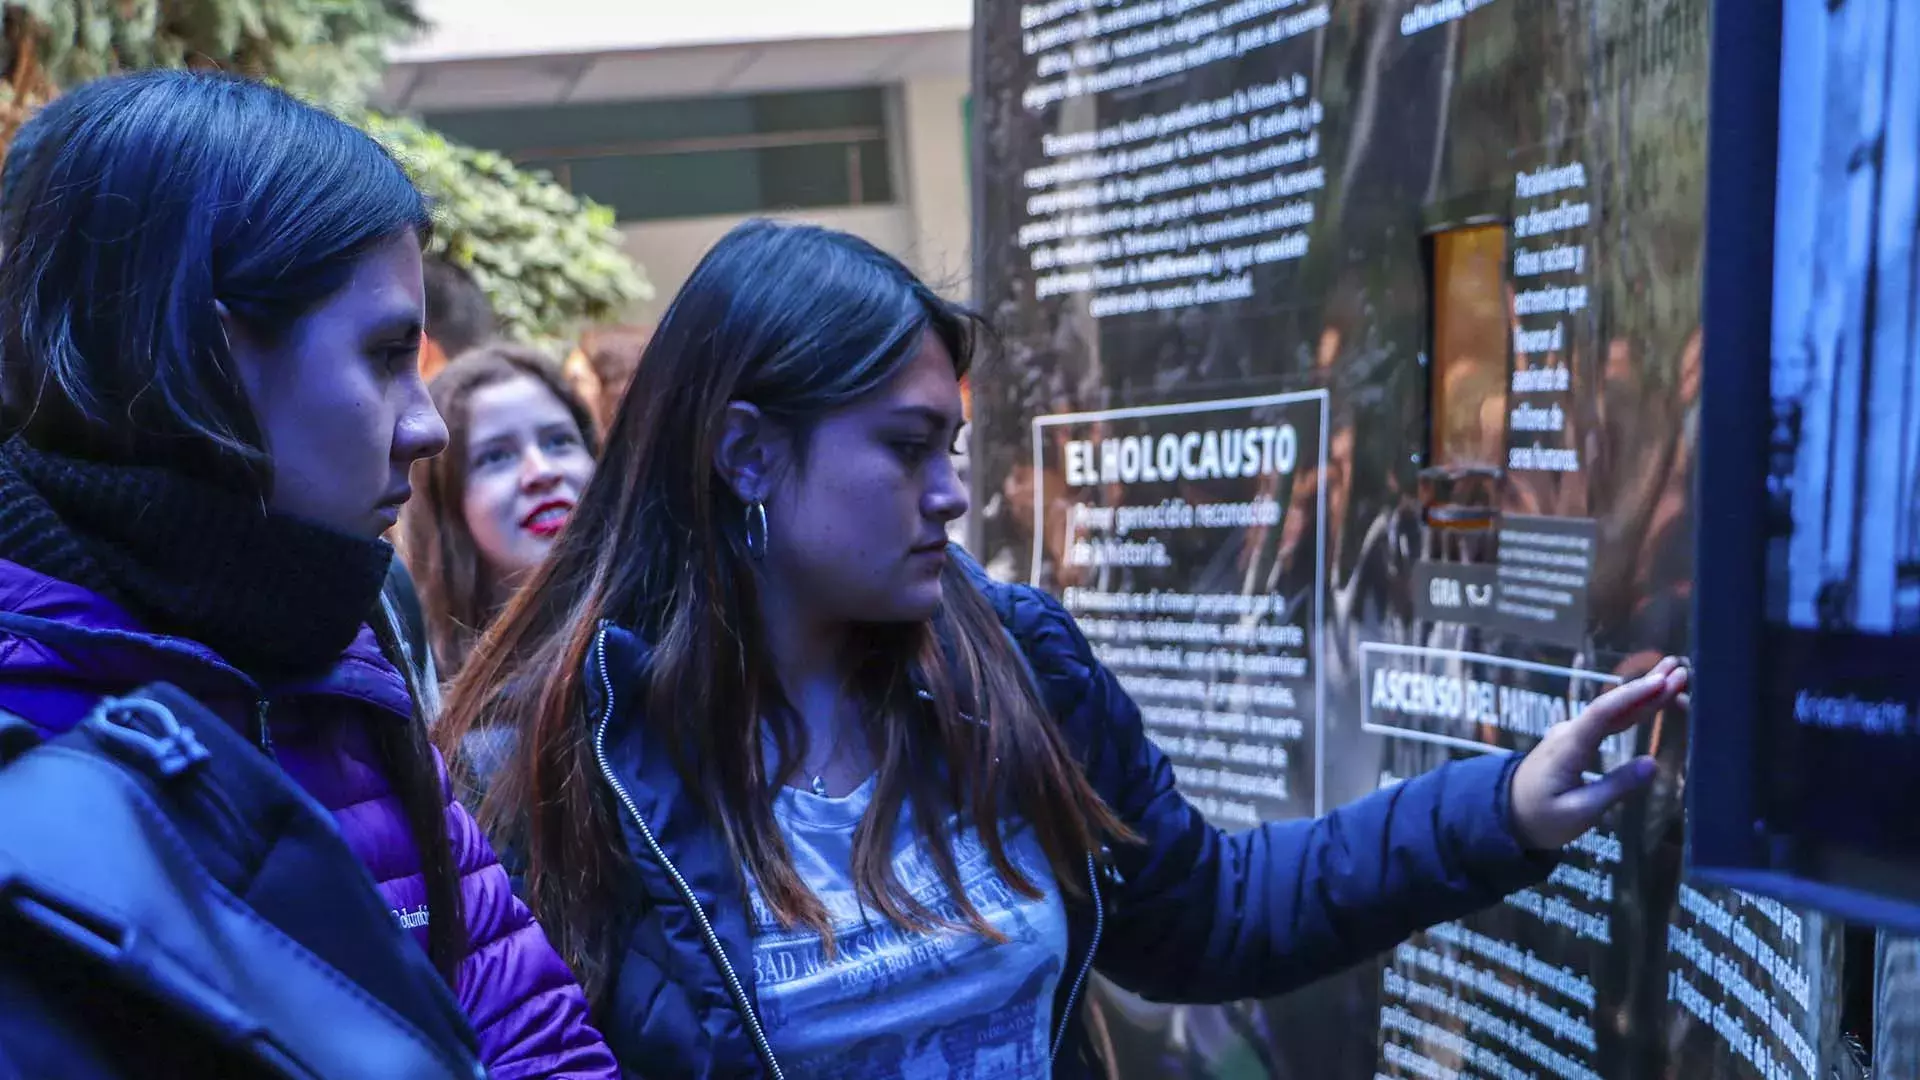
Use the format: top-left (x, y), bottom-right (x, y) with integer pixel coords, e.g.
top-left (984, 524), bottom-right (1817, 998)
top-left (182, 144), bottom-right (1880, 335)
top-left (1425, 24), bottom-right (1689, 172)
top-left (378, 1), bottom-right (971, 111)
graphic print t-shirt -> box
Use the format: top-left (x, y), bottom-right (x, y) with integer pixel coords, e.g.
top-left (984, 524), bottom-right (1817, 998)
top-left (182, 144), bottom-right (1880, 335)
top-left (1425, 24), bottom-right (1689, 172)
top-left (747, 777), bottom-right (1068, 1079)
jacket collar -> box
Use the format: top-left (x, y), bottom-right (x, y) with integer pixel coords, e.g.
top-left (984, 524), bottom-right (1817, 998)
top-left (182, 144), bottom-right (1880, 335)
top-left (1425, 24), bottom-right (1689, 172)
top-left (584, 620), bottom-right (767, 1075)
top-left (0, 556), bottom-right (412, 723)
top-left (585, 620), bottom-right (741, 895)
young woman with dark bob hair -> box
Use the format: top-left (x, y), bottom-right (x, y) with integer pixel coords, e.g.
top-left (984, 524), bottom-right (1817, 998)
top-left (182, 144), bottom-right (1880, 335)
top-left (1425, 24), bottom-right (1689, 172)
top-left (0, 71), bottom-right (615, 1077)
top-left (440, 220), bottom-right (1686, 1078)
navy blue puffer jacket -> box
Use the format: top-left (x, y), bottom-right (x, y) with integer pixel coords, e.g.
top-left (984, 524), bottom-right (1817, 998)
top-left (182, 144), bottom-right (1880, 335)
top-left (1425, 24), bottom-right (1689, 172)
top-left (578, 550), bottom-right (1555, 1078)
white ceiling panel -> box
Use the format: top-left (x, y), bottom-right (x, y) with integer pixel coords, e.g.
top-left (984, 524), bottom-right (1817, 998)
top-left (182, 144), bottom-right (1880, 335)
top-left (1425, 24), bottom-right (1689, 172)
top-left (377, 29), bottom-right (970, 113)
top-left (565, 47), bottom-right (761, 102)
top-left (396, 56), bottom-right (591, 111)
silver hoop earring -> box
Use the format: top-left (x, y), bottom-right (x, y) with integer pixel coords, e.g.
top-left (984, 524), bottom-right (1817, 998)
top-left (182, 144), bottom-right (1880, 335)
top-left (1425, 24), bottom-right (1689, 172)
top-left (745, 500), bottom-right (769, 561)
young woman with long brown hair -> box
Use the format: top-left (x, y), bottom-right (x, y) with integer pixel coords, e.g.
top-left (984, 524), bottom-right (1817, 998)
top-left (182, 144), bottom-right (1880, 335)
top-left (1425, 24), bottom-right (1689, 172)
top-left (400, 344), bottom-right (599, 679)
top-left (438, 220), bottom-right (1686, 1079)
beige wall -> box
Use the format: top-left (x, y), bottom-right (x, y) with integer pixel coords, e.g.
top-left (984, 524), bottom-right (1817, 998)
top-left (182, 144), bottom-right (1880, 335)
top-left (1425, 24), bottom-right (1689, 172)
top-left (616, 76), bottom-right (972, 324)
top-left (619, 205), bottom-right (914, 324)
top-left (898, 76), bottom-right (973, 300)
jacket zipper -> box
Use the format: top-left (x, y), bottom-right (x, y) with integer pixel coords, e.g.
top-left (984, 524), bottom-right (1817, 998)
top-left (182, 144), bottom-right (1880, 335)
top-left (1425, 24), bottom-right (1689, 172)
top-left (254, 697), bottom-right (277, 759)
top-left (587, 626), bottom-right (786, 1080)
top-left (1051, 852), bottom-right (1104, 1063)
top-left (103, 697), bottom-right (254, 855)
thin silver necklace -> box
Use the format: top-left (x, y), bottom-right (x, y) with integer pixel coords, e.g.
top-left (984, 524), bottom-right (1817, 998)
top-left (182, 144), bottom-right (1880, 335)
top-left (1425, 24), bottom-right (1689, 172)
top-left (804, 721), bottom-right (846, 797)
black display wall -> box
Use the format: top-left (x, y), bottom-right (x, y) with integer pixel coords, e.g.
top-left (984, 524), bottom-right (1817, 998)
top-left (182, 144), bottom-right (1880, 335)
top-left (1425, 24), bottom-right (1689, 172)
top-left (968, 2), bottom-right (1858, 1076)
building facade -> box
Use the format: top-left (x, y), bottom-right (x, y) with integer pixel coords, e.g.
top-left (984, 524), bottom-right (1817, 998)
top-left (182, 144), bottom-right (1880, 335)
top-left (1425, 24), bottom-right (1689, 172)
top-left (379, 1), bottom-right (976, 321)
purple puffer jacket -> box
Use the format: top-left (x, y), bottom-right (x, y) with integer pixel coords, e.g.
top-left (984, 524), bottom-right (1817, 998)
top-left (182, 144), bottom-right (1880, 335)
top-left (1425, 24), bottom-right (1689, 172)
top-left (0, 557), bottom-right (619, 1080)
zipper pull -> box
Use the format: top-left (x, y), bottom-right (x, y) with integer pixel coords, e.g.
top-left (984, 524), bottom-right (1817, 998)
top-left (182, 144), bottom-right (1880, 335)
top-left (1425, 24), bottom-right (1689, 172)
top-left (88, 695), bottom-right (211, 779)
top-left (1097, 844), bottom-right (1124, 911)
top-left (254, 697), bottom-right (277, 760)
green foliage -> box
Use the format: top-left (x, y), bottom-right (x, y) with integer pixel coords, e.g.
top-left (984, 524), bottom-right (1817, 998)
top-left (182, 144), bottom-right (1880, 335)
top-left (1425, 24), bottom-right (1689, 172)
top-left (0, 0), bottom-right (653, 340)
top-left (2, 0), bottom-right (423, 110)
top-left (361, 112), bottom-right (652, 341)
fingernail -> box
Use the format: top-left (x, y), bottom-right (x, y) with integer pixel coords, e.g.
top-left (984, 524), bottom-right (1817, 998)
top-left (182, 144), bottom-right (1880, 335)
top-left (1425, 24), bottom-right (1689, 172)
top-left (1635, 758), bottom-right (1659, 782)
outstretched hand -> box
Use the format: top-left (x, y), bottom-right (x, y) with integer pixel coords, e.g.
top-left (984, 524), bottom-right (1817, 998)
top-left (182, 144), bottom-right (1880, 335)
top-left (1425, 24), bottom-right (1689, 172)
top-left (1509, 657), bottom-right (1688, 851)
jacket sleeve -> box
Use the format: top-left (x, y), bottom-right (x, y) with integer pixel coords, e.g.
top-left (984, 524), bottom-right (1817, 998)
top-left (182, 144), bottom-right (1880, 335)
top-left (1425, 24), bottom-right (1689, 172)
top-left (443, 776), bottom-right (621, 1079)
top-left (1013, 588), bottom-right (1556, 1005)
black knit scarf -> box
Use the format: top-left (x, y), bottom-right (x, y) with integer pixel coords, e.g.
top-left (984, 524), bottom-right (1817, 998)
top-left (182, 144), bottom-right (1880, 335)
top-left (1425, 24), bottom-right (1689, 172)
top-left (0, 436), bottom-right (394, 679)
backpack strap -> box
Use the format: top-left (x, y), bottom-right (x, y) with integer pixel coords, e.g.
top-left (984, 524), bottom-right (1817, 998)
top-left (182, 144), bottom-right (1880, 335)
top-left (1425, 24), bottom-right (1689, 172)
top-left (88, 684), bottom-right (481, 1066)
top-left (0, 683), bottom-right (483, 1080)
